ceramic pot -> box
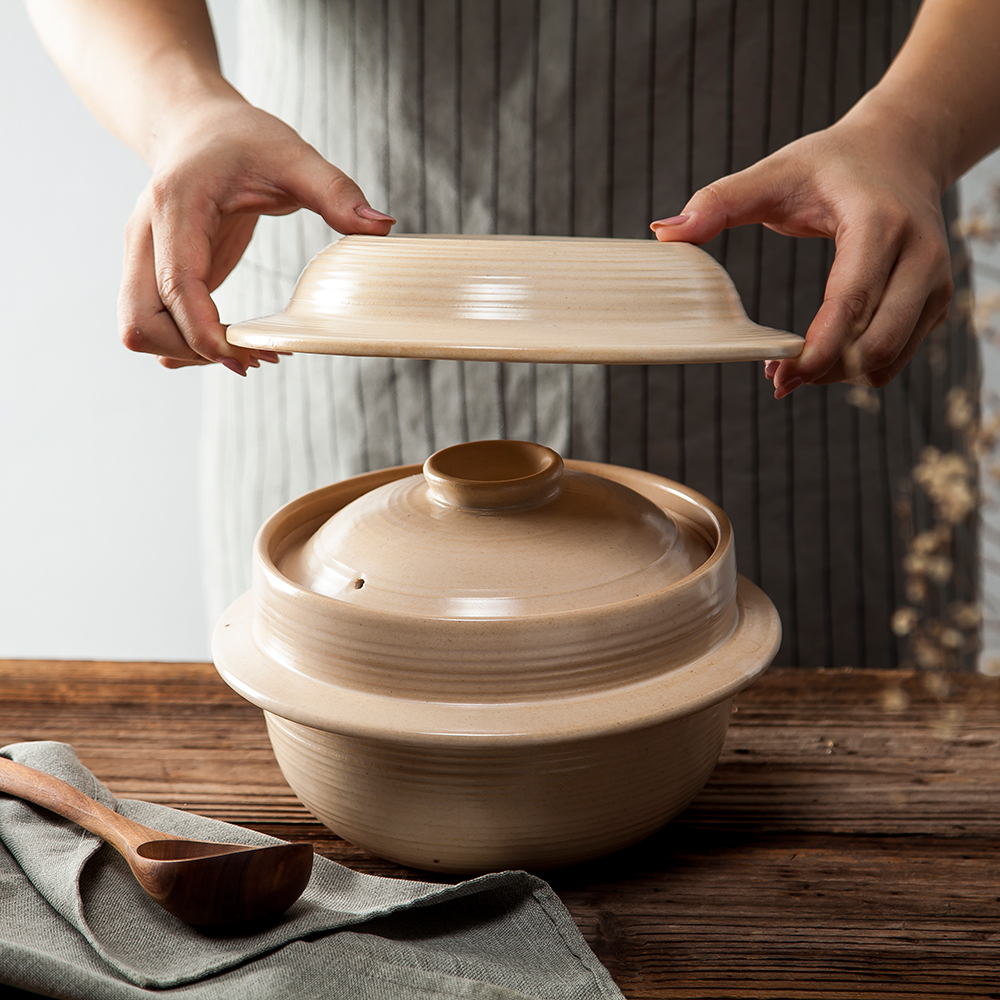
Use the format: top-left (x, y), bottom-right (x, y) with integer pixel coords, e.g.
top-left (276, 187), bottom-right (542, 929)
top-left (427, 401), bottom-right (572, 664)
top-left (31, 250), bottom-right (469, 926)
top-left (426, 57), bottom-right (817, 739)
top-left (213, 440), bottom-right (781, 873)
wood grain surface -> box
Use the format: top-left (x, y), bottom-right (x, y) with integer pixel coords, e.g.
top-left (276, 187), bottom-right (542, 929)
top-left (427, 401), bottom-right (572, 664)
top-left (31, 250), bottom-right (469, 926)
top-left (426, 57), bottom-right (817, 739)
top-left (2, 660), bottom-right (998, 999)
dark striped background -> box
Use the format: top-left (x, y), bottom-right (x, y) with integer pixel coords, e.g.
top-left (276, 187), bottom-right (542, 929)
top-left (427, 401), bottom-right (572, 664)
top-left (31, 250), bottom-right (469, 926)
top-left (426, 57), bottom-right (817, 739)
top-left (205, 0), bottom-right (977, 669)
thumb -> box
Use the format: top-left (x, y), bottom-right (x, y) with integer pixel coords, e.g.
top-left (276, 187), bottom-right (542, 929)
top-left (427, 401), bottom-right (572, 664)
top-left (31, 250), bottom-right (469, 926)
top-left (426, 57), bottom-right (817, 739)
top-left (650, 159), bottom-right (795, 245)
top-left (281, 145), bottom-right (396, 236)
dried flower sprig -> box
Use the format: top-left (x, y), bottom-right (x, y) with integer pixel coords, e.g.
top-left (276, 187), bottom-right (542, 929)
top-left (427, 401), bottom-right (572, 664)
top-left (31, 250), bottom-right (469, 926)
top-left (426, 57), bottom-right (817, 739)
top-left (893, 197), bottom-right (1000, 673)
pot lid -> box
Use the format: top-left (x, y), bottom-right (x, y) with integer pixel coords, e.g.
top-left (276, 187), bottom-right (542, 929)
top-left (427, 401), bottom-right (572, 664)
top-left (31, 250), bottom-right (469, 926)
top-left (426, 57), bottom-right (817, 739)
top-left (277, 440), bottom-right (713, 617)
top-left (214, 447), bottom-right (782, 744)
top-left (226, 235), bottom-right (804, 364)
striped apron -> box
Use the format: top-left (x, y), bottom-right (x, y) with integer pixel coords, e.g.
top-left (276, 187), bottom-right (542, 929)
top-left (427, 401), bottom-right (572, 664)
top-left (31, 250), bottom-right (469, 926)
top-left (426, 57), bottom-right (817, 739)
top-left (205, 0), bottom-right (978, 668)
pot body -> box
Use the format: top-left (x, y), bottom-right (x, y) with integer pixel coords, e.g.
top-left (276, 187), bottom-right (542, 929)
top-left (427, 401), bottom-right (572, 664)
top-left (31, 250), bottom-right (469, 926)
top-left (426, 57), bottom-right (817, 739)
top-left (264, 697), bottom-right (733, 874)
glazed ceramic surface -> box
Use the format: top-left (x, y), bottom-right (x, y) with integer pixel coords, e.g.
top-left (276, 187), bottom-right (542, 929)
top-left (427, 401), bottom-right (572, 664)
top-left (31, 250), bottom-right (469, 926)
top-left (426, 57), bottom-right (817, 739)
top-left (214, 440), bottom-right (781, 873)
top-left (226, 235), bottom-right (804, 364)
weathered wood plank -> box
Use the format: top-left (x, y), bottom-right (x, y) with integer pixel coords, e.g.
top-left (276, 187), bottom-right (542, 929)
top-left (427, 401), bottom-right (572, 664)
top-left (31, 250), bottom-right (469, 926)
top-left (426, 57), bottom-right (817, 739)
top-left (1, 662), bottom-right (998, 998)
top-left (0, 659), bottom-right (237, 703)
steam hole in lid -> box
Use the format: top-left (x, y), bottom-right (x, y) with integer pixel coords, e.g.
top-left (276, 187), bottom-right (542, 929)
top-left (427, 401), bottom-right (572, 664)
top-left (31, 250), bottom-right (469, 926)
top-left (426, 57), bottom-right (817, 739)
top-left (354, 578), bottom-right (365, 589)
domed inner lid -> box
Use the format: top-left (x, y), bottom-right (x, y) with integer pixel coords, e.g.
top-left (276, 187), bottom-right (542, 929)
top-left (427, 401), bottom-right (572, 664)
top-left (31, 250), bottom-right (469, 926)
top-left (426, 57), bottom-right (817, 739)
top-left (277, 440), bottom-right (713, 618)
top-left (227, 235), bottom-right (804, 365)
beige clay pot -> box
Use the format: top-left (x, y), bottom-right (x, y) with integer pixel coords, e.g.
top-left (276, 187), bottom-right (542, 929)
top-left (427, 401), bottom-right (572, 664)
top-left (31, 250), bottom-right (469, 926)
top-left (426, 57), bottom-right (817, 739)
top-left (213, 440), bottom-right (781, 874)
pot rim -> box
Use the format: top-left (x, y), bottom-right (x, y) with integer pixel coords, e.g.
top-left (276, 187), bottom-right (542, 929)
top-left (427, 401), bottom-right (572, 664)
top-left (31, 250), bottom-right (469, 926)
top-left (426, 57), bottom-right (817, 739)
top-left (212, 575), bottom-right (779, 747)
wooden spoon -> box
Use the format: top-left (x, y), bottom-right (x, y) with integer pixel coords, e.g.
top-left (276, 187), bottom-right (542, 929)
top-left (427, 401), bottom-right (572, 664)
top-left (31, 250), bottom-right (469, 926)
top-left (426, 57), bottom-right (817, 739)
top-left (0, 757), bottom-right (313, 928)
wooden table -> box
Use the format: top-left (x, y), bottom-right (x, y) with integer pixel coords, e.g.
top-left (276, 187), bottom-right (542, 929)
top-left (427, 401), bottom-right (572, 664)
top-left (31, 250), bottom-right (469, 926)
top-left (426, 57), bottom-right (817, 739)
top-left (2, 660), bottom-right (998, 999)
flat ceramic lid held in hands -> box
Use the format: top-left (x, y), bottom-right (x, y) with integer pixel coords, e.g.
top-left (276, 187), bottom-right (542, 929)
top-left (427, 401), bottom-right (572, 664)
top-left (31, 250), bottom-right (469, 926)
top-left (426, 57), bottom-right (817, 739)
top-left (226, 235), bottom-right (804, 364)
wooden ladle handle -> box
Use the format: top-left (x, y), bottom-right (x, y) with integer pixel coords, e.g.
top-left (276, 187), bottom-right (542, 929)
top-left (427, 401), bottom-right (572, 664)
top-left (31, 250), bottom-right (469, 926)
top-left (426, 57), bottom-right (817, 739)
top-left (0, 757), bottom-right (176, 857)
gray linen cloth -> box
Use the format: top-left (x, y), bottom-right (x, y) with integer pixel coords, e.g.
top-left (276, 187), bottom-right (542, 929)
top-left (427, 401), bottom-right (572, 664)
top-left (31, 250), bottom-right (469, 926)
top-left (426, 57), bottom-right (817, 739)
top-left (0, 742), bottom-right (624, 999)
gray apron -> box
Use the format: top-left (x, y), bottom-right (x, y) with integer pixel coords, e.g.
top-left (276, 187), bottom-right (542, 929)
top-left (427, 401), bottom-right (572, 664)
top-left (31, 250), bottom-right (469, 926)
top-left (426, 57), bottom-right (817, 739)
top-left (206, 0), bottom-right (977, 669)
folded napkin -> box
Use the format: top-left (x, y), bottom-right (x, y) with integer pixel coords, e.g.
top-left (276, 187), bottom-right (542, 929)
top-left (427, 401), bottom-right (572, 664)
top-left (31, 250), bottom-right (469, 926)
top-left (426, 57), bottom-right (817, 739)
top-left (0, 742), bottom-right (624, 1000)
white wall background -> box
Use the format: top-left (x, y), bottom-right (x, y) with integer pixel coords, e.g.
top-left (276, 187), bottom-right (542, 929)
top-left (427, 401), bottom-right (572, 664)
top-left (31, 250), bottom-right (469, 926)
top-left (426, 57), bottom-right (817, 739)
top-left (961, 157), bottom-right (1000, 673)
top-left (0, 1), bottom-right (238, 662)
top-left (2, 2), bottom-right (999, 665)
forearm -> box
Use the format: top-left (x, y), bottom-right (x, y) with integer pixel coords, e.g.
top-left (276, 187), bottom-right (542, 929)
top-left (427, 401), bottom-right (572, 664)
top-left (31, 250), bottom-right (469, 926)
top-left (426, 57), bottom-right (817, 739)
top-left (854, 0), bottom-right (1000, 191)
top-left (25, 0), bottom-right (237, 166)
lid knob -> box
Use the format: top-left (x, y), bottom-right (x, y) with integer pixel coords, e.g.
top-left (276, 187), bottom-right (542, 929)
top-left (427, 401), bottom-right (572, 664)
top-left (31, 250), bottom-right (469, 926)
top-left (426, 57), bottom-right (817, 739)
top-left (423, 440), bottom-right (563, 511)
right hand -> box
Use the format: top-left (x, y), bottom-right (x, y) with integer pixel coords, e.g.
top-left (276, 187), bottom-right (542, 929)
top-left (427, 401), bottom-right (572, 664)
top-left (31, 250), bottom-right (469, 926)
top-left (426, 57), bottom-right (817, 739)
top-left (651, 109), bottom-right (953, 398)
top-left (118, 94), bottom-right (394, 375)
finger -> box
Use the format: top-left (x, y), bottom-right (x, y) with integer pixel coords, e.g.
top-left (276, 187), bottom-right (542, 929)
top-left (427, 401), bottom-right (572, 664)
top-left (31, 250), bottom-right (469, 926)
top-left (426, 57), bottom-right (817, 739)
top-left (852, 291), bottom-right (951, 389)
top-left (772, 215), bottom-right (906, 390)
top-left (279, 146), bottom-right (396, 236)
top-left (651, 157), bottom-right (803, 246)
top-left (818, 275), bottom-right (952, 388)
top-left (773, 240), bottom-right (952, 396)
top-left (159, 349), bottom-right (280, 370)
top-left (149, 194), bottom-right (256, 370)
top-left (119, 210), bottom-right (207, 364)
top-left (159, 356), bottom-right (213, 369)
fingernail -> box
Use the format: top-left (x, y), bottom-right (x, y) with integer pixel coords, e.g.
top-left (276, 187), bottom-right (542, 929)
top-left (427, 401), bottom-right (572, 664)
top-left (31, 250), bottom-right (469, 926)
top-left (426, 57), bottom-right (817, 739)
top-left (356, 206), bottom-right (396, 223)
top-left (257, 351), bottom-right (281, 364)
top-left (650, 214), bottom-right (689, 229)
top-left (775, 375), bottom-right (804, 398)
top-left (221, 357), bottom-right (246, 377)
top-left (764, 360), bottom-right (779, 379)
top-left (247, 356), bottom-right (261, 368)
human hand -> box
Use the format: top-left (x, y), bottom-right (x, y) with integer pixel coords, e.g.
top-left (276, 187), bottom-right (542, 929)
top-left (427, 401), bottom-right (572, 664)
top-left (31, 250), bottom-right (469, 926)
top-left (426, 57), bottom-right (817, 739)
top-left (650, 102), bottom-right (953, 399)
top-left (118, 95), bottom-right (395, 375)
